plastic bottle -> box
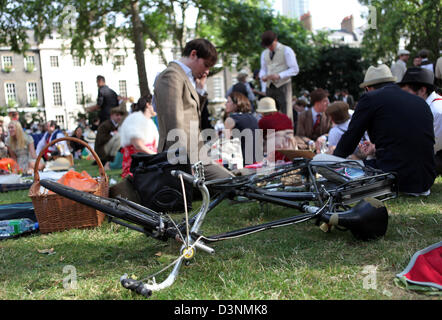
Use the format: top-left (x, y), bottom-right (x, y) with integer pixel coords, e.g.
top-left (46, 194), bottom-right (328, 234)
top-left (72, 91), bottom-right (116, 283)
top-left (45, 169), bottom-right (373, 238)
top-left (0, 219), bottom-right (39, 239)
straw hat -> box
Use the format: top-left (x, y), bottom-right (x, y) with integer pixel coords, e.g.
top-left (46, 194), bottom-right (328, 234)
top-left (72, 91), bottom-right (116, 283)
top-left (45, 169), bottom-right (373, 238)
top-left (256, 97), bottom-right (277, 113)
top-left (84, 130), bottom-right (96, 143)
top-left (325, 101), bottom-right (351, 124)
top-left (359, 64), bottom-right (397, 88)
top-left (398, 49), bottom-right (410, 56)
top-left (45, 157), bottom-right (72, 171)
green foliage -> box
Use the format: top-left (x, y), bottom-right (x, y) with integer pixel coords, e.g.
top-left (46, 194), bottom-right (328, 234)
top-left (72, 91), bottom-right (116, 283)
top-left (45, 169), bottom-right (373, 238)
top-left (296, 45), bottom-right (369, 100)
top-left (29, 99), bottom-right (39, 108)
top-left (0, 0), bottom-right (64, 53)
top-left (7, 99), bottom-right (17, 108)
top-left (25, 62), bottom-right (35, 72)
top-left (359, 0), bottom-right (442, 65)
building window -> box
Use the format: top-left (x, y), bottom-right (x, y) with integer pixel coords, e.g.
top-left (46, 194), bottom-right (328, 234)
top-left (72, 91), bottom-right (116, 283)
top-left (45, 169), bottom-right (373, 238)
top-left (4, 82), bottom-right (17, 105)
top-left (24, 55), bottom-right (36, 72)
top-left (73, 56), bottom-right (81, 67)
top-left (52, 82), bottom-right (62, 106)
top-left (75, 81), bottom-right (84, 105)
top-left (212, 77), bottom-right (224, 99)
top-left (50, 56), bottom-right (59, 67)
top-left (114, 55), bottom-right (125, 67)
top-left (119, 80), bottom-right (127, 98)
top-left (27, 82), bottom-right (38, 104)
top-left (2, 55), bottom-right (13, 72)
top-left (93, 54), bottom-right (102, 66)
top-left (55, 115), bottom-right (64, 127)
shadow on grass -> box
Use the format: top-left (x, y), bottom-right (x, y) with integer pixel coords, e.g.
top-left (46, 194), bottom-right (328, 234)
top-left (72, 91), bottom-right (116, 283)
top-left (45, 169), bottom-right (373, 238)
top-left (1, 188), bottom-right (440, 299)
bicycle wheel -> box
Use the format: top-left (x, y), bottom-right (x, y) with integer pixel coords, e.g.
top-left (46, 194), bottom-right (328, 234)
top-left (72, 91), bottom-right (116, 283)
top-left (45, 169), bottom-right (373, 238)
top-left (40, 179), bottom-right (161, 229)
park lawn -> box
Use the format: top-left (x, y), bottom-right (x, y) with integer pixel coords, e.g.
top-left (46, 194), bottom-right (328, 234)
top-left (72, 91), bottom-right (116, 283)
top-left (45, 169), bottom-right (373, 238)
top-left (0, 159), bottom-right (440, 300)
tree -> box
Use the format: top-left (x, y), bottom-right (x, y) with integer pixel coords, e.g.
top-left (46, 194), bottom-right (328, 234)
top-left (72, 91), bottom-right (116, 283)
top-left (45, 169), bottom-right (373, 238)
top-left (300, 45), bottom-right (369, 101)
top-left (0, 0), bottom-right (332, 99)
top-left (0, 1), bottom-right (64, 52)
top-left (359, 0), bottom-right (441, 66)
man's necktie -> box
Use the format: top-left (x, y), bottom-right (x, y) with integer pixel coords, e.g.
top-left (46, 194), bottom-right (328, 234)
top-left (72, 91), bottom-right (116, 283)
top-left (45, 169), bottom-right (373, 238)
top-left (313, 114), bottom-right (321, 131)
top-left (270, 50), bottom-right (275, 60)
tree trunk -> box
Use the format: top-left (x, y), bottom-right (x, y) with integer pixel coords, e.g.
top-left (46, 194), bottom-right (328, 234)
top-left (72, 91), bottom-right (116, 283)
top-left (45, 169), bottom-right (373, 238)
top-left (130, 0), bottom-right (150, 96)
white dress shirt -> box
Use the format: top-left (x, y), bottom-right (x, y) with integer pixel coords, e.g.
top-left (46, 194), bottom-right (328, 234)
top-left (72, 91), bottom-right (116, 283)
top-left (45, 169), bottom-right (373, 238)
top-left (391, 59), bottom-right (407, 82)
top-left (426, 91), bottom-right (442, 153)
top-left (174, 60), bottom-right (206, 96)
top-left (259, 42), bottom-right (299, 92)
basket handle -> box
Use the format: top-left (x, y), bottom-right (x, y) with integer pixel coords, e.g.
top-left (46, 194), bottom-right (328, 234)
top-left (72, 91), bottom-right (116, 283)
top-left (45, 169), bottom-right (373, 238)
top-left (33, 136), bottom-right (108, 183)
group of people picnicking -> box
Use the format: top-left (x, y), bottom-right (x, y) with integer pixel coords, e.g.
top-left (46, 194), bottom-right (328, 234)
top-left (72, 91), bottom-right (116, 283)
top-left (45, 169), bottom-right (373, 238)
top-left (1, 31), bottom-right (441, 199)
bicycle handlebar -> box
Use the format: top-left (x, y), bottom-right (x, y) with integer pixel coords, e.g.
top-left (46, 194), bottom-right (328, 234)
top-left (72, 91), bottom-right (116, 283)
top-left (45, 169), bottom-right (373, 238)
top-left (170, 170), bottom-right (201, 187)
top-left (120, 274), bottom-right (152, 298)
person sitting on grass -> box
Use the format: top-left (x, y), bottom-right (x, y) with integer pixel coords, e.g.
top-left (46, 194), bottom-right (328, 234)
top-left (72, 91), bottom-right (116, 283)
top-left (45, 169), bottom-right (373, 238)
top-left (119, 94), bottom-right (159, 178)
top-left (324, 101), bottom-right (369, 158)
top-left (6, 120), bottom-right (44, 173)
top-left (257, 97), bottom-right (296, 162)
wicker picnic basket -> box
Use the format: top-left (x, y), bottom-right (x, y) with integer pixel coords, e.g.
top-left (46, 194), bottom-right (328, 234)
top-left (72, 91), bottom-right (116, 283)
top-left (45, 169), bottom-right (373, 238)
top-left (28, 136), bottom-right (109, 234)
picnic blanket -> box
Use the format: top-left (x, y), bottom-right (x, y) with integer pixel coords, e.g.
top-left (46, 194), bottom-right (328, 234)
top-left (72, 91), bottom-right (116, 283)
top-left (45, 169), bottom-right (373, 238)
top-left (396, 241), bottom-right (442, 293)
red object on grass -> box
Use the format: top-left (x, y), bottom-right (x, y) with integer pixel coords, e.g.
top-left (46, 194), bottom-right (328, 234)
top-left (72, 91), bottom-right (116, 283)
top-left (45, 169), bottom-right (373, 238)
top-left (396, 242), bottom-right (442, 290)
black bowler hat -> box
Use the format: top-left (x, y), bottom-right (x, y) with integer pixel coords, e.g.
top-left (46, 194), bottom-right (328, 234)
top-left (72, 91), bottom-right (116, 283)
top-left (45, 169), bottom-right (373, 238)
top-left (398, 67), bottom-right (435, 89)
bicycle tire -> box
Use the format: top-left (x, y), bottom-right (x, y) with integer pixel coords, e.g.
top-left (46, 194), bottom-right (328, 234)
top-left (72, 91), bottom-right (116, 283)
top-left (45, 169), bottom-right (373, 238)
top-left (40, 179), bottom-right (161, 229)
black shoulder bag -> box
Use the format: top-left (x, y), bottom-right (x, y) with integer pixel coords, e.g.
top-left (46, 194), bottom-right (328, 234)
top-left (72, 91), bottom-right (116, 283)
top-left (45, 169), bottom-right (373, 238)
top-left (129, 149), bottom-right (193, 213)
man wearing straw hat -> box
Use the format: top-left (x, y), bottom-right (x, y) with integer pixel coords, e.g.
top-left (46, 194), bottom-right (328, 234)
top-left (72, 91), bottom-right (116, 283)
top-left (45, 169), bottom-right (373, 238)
top-left (391, 49), bottom-right (410, 82)
top-left (333, 64), bottom-right (436, 196)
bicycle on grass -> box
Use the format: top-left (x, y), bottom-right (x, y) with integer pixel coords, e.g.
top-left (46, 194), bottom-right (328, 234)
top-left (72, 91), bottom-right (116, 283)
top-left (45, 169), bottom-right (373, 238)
top-left (40, 157), bottom-right (398, 298)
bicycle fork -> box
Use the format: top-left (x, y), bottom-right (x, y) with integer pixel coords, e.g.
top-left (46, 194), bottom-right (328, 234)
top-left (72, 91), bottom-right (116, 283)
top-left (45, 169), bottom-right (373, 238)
top-left (120, 170), bottom-right (215, 297)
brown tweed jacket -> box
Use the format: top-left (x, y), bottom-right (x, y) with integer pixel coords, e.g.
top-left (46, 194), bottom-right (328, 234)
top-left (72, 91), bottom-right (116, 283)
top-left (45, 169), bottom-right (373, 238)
top-left (295, 108), bottom-right (332, 142)
top-left (94, 119), bottom-right (117, 162)
top-left (154, 62), bottom-right (207, 157)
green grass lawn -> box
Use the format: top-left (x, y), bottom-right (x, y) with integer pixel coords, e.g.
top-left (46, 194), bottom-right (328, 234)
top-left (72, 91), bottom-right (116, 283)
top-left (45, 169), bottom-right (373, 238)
top-left (0, 159), bottom-right (441, 300)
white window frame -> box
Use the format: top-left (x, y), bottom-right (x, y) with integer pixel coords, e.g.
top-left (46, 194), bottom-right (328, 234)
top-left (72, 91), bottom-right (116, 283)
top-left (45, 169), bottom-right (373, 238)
top-left (75, 81), bottom-right (84, 105)
top-left (24, 55), bottom-right (36, 72)
top-left (73, 56), bottom-right (81, 67)
top-left (92, 54), bottom-right (103, 66)
top-left (4, 82), bottom-right (17, 105)
top-left (55, 115), bottom-right (65, 128)
top-left (119, 80), bottom-right (127, 98)
top-left (26, 82), bottom-right (38, 104)
top-left (212, 77), bottom-right (224, 99)
top-left (50, 56), bottom-right (59, 67)
top-left (113, 55), bottom-right (125, 66)
top-left (2, 55), bottom-right (14, 71)
top-left (52, 82), bottom-right (63, 106)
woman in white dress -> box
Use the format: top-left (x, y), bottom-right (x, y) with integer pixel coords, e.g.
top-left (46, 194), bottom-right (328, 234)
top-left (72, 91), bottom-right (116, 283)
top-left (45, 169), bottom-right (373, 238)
top-left (119, 94), bottom-right (159, 177)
